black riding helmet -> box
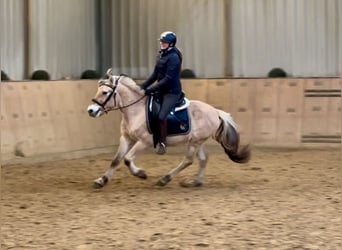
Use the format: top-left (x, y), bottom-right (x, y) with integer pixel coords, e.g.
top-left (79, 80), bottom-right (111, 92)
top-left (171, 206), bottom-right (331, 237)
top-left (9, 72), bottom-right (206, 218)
top-left (159, 31), bottom-right (177, 47)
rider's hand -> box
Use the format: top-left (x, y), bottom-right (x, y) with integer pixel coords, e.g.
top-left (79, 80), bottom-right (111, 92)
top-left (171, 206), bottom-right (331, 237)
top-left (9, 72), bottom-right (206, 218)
top-left (144, 88), bottom-right (153, 96)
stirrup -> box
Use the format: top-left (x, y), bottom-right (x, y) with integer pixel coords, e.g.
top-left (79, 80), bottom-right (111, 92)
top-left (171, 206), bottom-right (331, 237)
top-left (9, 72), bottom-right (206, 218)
top-left (156, 142), bottom-right (166, 155)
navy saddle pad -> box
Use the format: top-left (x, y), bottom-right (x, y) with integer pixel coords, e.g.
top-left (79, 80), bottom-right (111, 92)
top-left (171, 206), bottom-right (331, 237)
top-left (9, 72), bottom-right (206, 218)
top-left (146, 95), bottom-right (191, 136)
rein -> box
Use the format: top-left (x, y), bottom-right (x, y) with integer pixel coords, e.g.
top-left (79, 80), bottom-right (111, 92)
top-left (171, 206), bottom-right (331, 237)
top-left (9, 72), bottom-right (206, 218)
top-left (111, 95), bottom-right (145, 111)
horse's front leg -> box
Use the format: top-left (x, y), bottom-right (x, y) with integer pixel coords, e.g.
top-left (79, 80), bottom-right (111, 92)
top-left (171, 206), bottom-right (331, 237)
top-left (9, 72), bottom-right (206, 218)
top-left (94, 136), bottom-right (131, 188)
top-left (124, 140), bottom-right (148, 179)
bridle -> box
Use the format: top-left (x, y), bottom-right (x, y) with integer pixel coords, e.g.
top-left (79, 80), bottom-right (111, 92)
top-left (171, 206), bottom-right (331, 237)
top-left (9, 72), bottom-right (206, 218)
top-left (91, 74), bottom-right (145, 113)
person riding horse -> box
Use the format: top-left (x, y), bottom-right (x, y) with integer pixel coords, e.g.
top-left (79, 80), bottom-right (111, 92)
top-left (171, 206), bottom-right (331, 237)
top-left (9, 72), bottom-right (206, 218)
top-left (140, 31), bottom-right (184, 155)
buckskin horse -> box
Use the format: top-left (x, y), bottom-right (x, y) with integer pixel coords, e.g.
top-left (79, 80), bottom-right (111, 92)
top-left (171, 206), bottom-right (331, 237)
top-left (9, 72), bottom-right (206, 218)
top-left (87, 69), bottom-right (250, 188)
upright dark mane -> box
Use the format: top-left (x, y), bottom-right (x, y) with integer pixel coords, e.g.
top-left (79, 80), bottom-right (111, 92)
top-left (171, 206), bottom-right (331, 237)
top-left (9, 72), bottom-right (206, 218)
top-left (97, 74), bottom-right (141, 94)
top-left (119, 75), bottom-right (142, 94)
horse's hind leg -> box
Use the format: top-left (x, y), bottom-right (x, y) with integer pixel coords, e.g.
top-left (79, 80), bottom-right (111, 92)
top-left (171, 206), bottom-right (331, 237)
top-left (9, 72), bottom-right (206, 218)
top-left (156, 145), bottom-right (197, 186)
top-left (180, 145), bottom-right (208, 187)
top-left (94, 136), bottom-right (131, 188)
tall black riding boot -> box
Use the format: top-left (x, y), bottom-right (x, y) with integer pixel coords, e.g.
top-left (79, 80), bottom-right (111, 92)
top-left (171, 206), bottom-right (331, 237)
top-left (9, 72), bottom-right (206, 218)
top-left (156, 119), bottom-right (167, 155)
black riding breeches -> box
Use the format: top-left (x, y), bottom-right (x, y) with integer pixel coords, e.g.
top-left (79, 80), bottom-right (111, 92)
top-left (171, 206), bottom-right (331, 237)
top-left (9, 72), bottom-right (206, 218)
top-left (158, 93), bottom-right (183, 120)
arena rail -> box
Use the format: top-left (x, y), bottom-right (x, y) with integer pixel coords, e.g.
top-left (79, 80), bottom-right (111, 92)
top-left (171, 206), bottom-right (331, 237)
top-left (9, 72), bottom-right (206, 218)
top-left (1, 78), bottom-right (340, 163)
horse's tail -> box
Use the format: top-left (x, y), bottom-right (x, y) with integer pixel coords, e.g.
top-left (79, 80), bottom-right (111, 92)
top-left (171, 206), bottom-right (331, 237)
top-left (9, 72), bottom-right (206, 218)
top-left (214, 110), bottom-right (251, 163)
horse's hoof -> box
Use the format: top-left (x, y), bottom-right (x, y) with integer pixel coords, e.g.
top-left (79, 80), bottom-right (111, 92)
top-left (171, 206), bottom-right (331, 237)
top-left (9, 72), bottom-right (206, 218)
top-left (93, 181), bottom-right (104, 189)
top-left (179, 180), bottom-right (203, 188)
top-left (93, 176), bottom-right (108, 189)
top-left (156, 175), bottom-right (171, 187)
top-left (136, 170), bottom-right (147, 179)
top-left (156, 179), bottom-right (167, 187)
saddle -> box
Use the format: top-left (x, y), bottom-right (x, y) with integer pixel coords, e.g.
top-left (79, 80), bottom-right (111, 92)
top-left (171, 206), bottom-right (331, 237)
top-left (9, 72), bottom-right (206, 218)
top-left (146, 94), bottom-right (191, 146)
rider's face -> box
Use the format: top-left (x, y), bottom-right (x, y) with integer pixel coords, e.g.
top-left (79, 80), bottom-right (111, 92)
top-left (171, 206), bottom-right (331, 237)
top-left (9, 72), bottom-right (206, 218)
top-left (160, 42), bottom-right (170, 50)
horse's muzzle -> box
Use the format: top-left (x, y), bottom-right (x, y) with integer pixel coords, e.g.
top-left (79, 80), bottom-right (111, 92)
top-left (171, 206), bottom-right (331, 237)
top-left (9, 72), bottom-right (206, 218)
top-left (87, 104), bottom-right (102, 118)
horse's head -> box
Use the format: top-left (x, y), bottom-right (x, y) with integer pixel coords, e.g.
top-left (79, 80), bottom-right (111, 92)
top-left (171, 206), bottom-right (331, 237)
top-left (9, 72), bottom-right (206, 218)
top-left (87, 70), bottom-right (120, 117)
top-left (87, 69), bottom-right (145, 117)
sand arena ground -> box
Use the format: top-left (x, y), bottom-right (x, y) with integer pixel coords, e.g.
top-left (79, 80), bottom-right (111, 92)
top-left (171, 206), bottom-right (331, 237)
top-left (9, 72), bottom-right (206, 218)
top-left (1, 146), bottom-right (340, 250)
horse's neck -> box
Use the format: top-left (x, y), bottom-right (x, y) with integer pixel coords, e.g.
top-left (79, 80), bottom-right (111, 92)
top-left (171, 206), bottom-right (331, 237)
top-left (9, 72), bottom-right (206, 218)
top-left (118, 84), bottom-right (146, 122)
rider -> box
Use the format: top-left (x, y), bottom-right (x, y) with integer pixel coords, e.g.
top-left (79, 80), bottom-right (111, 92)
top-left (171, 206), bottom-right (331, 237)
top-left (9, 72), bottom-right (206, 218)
top-left (140, 31), bottom-right (183, 155)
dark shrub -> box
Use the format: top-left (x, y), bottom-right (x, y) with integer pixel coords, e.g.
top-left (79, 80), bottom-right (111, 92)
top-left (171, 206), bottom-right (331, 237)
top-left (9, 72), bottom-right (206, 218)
top-left (1, 70), bottom-right (10, 81)
top-left (81, 69), bottom-right (100, 79)
top-left (181, 69), bottom-right (196, 78)
top-left (31, 70), bottom-right (50, 80)
top-left (268, 68), bottom-right (287, 78)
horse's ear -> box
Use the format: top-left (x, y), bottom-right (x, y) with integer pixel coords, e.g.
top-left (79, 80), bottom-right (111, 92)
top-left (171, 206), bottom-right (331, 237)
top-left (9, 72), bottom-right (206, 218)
top-left (106, 68), bottom-right (113, 76)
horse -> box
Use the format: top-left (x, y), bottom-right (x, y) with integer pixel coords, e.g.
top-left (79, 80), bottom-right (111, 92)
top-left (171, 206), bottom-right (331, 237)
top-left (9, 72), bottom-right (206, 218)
top-left (87, 69), bottom-right (251, 188)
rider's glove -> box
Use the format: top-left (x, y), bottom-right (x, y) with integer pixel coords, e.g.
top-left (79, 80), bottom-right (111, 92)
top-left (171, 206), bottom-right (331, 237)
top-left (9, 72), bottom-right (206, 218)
top-left (144, 88), bottom-right (153, 96)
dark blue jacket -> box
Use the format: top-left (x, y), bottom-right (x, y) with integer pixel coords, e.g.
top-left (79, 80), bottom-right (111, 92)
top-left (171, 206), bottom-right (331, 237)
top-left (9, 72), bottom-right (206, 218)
top-left (141, 47), bottom-right (182, 95)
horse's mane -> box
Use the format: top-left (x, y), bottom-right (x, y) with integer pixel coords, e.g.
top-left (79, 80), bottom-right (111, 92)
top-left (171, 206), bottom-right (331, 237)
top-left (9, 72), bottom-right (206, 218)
top-left (119, 75), bottom-right (142, 94)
